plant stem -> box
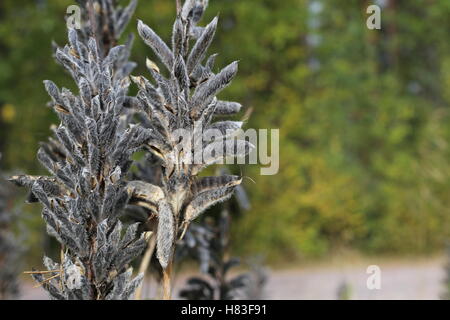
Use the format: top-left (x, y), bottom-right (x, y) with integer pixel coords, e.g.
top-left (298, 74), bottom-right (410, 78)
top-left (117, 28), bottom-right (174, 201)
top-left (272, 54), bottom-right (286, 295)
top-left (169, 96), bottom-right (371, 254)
top-left (162, 260), bottom-right (173, 300)
top-left (135, 233), bottom-right (156, 300)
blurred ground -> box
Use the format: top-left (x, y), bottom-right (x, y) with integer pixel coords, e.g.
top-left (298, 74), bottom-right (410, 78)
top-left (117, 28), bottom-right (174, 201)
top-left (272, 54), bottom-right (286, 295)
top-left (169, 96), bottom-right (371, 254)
top-left (18, 256), bottom-right (446, 300)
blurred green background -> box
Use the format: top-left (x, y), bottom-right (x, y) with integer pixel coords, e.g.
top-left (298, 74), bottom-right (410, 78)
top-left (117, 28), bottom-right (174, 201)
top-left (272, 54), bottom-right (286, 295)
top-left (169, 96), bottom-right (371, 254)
top-left (0, 0), bottom-right (449, 265)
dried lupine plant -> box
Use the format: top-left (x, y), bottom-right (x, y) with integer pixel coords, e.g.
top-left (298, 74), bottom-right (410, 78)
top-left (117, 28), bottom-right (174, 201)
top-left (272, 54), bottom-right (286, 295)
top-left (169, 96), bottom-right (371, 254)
top-left (131, 0), bottom-right (253, 299)
top-left (73, 0), bottom-right (138, 58)
top-left (129, 170), bottom-right (263, 300)
top-left (9, 0), bottom-right (149, 299)
top-left (179, 208), bottom-right (267, 300)
top-left (43, 0), bottom-right (139, 168)
top-left (176, 168), bottom-right (251, 273)
top-left (0, 154), bottom-right (22, 300)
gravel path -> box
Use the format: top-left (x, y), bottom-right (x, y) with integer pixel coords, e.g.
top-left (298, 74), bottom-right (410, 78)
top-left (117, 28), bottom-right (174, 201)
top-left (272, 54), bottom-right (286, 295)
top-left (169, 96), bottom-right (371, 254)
top-left (262, 259), bottom-right (445, 299)
top-left (18, 257), bottom-right (446, 300)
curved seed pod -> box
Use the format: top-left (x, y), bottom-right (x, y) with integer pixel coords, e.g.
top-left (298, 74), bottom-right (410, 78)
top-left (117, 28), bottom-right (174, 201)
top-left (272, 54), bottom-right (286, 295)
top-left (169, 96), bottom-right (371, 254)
top-left (104, 45), bottom-right (126, 68)
top-left (186, 17), bottom-right (218, 74)
top-left (214, 101), bottom-right (242, 115)
top-left (181, 0), bottom-right (196, 21)
top-left (44, 80), bottom-right (62, 104)
top-left (191, 61), bottom-right (239, 118)
top-left (206, 121), bottom-right (243, 140)
top-left (172, 17), bottom-right (185, 56)
top-left (174, 55), bottom-right (190, 96)
top-left (156, 201), bottom-right (175, 269)
top-left (190, 0), bottom-right (209, 24)
top-left (191, 175), bottom-right (242, 195)
top-left (116, 0), bottom-right (138, 38)
top-left (184, 186), bottom-right (235, 223)
top-left (200, 139), bottom-right (254, 168)
top-left (137, 20), bottom-right (174, 71)
top-left (126, 181), bottom-right (165, 213)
